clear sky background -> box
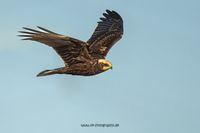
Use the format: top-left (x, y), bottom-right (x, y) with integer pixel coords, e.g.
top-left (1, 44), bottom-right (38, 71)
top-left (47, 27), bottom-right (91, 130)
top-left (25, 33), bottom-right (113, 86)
top-left (0, 0), bottom-right (200, 133)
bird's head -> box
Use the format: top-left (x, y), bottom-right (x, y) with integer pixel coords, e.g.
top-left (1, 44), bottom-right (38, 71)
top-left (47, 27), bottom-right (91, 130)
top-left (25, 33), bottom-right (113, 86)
top-left (98, 59), bottom-right (113, 71)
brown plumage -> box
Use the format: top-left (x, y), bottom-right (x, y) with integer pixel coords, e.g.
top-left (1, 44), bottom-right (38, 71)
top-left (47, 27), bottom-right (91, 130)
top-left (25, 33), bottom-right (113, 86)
top-left (19, 9), bottom-right (123, 76)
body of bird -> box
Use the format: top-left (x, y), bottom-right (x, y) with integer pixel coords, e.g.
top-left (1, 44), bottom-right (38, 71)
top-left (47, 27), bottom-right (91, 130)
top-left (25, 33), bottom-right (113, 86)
top-left (19, 10), bottom-right (123, 77)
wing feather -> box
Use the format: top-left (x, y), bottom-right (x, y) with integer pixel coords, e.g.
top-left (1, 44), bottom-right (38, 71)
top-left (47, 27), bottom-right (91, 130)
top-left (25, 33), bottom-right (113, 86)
top-left (87, 10), bottom-right (123, 58)
top-left (19, 26), bottom-right (89, 66)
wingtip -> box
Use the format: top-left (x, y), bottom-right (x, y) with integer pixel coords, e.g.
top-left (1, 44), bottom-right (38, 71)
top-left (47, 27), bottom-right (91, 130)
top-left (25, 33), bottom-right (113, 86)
top-left (37, 26), bottom-right (42, 30)
top-left (22, 27), bottom-right (29, 30)
top-left (106, 9), bottom-right (111, 12)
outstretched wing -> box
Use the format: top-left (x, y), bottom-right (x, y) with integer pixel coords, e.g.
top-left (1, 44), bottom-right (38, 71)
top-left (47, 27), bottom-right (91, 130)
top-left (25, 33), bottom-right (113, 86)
top-left (19, 26), bottom-right (89, 66)
top-left (87, 10), bottom-right (123, 58)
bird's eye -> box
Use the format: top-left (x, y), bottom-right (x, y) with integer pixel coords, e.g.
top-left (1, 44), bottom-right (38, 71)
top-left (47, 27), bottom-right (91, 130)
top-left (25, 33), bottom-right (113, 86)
top-left (104, 63), bottom-right (109, 67)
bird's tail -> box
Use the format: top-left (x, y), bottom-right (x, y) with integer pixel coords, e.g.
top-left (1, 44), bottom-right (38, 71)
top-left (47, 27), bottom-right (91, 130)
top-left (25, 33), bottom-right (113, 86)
top-left (37, 68), bottom-right (64, 77)
top-left (37, 70), bottom-right (57, 77)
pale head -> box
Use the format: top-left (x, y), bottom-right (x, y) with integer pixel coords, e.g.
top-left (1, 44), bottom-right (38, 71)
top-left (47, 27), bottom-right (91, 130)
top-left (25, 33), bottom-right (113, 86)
top-left (98, 59), bottom-right (113, 71)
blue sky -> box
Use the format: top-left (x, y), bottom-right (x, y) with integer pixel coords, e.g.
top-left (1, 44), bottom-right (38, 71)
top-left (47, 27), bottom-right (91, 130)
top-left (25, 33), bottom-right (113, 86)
top-left (0, 0), bottom-right (200, 133)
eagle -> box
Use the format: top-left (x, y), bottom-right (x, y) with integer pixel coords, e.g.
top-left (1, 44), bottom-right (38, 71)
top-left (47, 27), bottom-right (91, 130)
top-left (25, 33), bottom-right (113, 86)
top-left (19, 10), bottom-right (123, 77)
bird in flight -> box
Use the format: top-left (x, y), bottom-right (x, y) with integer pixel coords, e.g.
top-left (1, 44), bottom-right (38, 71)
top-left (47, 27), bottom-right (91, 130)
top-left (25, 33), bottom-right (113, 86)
top-left (19, 9), bottom-right (123, 77)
